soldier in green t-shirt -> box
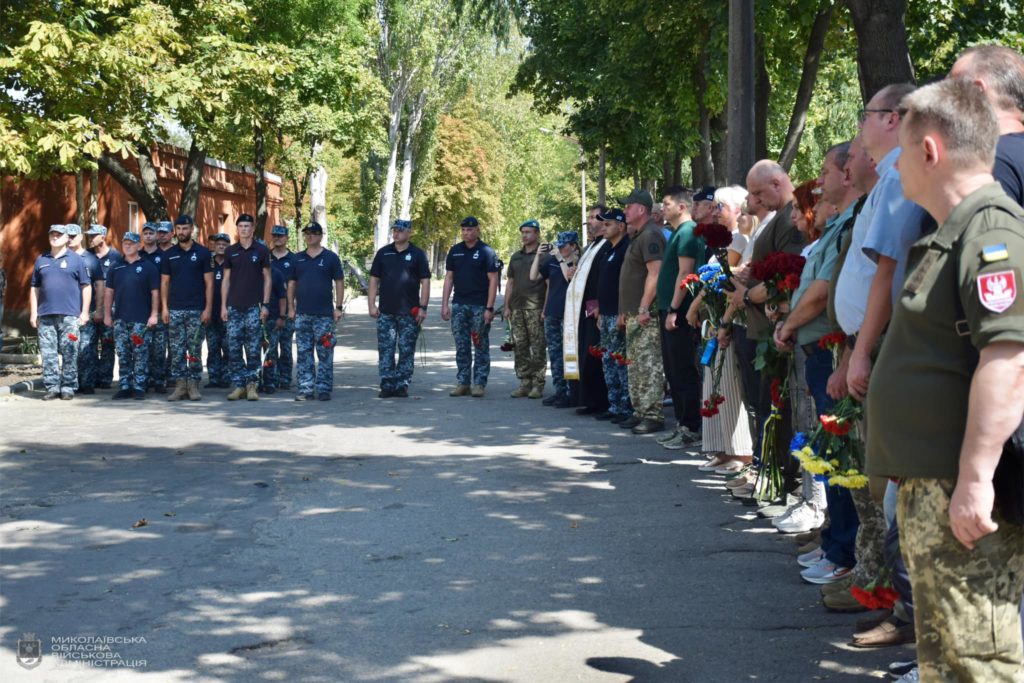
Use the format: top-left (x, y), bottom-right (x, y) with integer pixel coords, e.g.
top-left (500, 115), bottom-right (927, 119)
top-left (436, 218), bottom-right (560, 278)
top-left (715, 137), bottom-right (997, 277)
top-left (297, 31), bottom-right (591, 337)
top-left (503, 220), bottom-right (552, 398)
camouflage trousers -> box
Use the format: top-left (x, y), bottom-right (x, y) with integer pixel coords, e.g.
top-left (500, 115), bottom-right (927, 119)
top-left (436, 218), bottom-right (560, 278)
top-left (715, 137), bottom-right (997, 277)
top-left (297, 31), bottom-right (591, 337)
top-left (97, 322), bottom-right (116, 386)
top-left (543, 316), bottom-right (566, 397)
top-left (451, 303), bottom-right (490, 387)
top-left (599, 316), bottom-right (632, 416)
top-left (273, 318), bottom-right (294, 389)
top-left (114, 320), bottom-right (150, 391)
top-left (295, 314), bottom-right (335, 395)
top-left (148, 320), bottom-right (169, 387)
top-left (226, 305), bottom-right (262, 387)
top-left (261, 321), bottom-right (285, 389)
top-left (849, 482), bottom-right (888, 588)
top-left (624, 315), bottom-right (664, 421)
top-left (38, 314), bottom-right (80, 393)
top-left (377, 313), bottom-right (419, 391)
top-left (168, 310), bottom-right (204, 382)
top-left (76, 319), bottom-right (99, 389)
top-left (510, 308), bottom-right (546, 388)
top-left (899, 478), bottom-right (1024, 682)
top-left (205, 320), bottom-right (229, 386)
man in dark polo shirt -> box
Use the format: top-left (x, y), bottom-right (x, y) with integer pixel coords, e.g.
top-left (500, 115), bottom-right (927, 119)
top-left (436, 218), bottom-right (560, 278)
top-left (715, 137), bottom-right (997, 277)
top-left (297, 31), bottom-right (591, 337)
top-left (140, 221), bottom-right (173, 392)
top-left (205, 233), bottom-right (231, 388)
top-left (260, 257), bottom-right (289, 394)
top-left (368, 218), bottom-right (431, 398)
top-left (533, 230), bottom-right (578, 407)
top-left (269, 224), bottom-right (296, 389)
top-left (504, 219), bottom-right (551, 399)
top-left (87, 223), bottom-right (121, 389)
top-left (288, 221), bottom-right (345, 401)
top-left (869, 78), bottom-right (1024, 683)
top-left (221, 213), bottom-right (272, 401)
top-left (441, 216), bottom-right (500, 397)
top-left (30, 224), bottom-right (91, 400)
top-left (161, 214), bottom-right (212, 401)
top-left (594, 208), bottom-right (631, 422)
top-left (617, 188), bottom-right (667, 434)
top-left (104, 232), bottom-right (159, 400)
top-left (67, 223), bottom-right (105, 395)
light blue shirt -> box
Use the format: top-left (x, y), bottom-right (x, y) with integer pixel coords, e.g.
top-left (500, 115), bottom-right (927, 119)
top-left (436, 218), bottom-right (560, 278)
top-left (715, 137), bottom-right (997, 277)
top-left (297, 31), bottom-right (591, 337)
top-left (791, 202), bottom-right (854, 346)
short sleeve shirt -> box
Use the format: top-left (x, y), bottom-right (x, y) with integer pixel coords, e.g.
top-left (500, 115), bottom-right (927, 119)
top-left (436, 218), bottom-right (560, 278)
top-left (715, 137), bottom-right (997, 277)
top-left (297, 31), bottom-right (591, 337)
top-left (212, 258), bottom-right (226, 312)
top-left (271, 251), bottom-right (295, 277)
top-left (597, 237), bottom-right (630, 316)
top-left (540, 258), bottom-right (570, 319)
top-left (867, 184), bottom-right (1024, 479)
top-left (290, 248), bottom-right (344, 316)
top-left (619, 221), bottom-right (666, 313)
top-left (139, 247), bottom-right (167, 270)
top-left (224, 241), bottom-right (271, 309)
top-left (31, 250), bottom-right (89, 317)
top-left (108, 258), bottom-right (160, 323)
top-left (789, 204), bottom-right (852, 346)
top-left (656, 221), bottom-right (705, 311)
top-left (96, 248), bottom-right (122, 279)
top-left (506, 249), bottom-right (551, 310)
top-left (79, 250), bottom-right (104, 314)
top-left (161, 243), bottom-right (212, 311)
top-left (445, 241), bottom-right (500, 306)
top-left (369, 242), bottom-right (430, 314)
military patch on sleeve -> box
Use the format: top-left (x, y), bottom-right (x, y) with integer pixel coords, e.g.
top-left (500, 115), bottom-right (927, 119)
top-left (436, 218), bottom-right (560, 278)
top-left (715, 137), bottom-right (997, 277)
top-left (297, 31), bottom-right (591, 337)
top-left (982, 244), bottom-right (1009, 263)
top-left (977, 270), bottom-right (1017, 313)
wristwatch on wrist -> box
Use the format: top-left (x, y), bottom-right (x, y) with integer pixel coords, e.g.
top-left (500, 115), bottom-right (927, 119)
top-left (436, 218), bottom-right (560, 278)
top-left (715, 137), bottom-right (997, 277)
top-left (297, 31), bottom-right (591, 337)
top-left (419, 304), bottom-right (427, 310)
top-left (669, 306), bottom-right (679, 315)
top-left (742, 289), bottom-right (752, 307)
top-left (485, 306), bottom-right (494, 312)
top-left (335, 306), bottom-right (344, 311)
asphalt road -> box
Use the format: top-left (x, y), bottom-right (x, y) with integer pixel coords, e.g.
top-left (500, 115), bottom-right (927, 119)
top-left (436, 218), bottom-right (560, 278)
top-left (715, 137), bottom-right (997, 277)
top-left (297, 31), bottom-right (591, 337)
top-left (0, 295), bottom-right (909, 682)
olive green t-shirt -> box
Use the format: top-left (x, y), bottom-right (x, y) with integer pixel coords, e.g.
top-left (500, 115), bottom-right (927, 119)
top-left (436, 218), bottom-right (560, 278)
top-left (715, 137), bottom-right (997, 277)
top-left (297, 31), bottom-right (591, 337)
top-left (619, 220), bottom-right (666, 314)
top-left (656, 220), bottom-right (705, 311)
top-left (506, 249), bottom-right (551, 309)
top-left (868, 184), bottom-right (1024, 479)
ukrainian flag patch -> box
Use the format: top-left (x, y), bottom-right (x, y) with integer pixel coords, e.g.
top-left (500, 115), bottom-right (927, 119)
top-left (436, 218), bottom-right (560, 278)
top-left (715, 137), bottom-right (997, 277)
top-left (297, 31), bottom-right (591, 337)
top-left (982, 244), bottom-right (1009, 263)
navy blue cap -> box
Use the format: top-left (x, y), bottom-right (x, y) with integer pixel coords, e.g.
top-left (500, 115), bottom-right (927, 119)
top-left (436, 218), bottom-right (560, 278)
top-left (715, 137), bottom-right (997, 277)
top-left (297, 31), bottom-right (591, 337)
top-left (460, 216), bottom-right (479, 228)
top-left (211, 233), bottom-right (230, 243)
top-left (175, 214), bottom-right (194, 225)
top-left (123, 232), bottom-right (142, 243)
top-left (49, 224), bottom-right (68, 234)
top-left (391, 219), bottom-right (412, 231)
top-left (64, 223), bottom-right (82, 236)
top-left (141, 222), bottom-right (156, 232)
top-left (271, 225), bottom-right (289, 236)
top-left (155, 221), bottom-right (173, 232)
top-left (597, 207), bottom-right (626, 223)
top-left (693, 186), bottom-right (717, 203)
top-left (555, 231), bottom-right (579, 247)
top-left (85, 224), bottom-right (108, 236)
top-left (519, 219), bottom-right (540, 231)
top-left (302, 222), bottom-right (323, 234)
top-left (237, 213), bottom-right (255, 224)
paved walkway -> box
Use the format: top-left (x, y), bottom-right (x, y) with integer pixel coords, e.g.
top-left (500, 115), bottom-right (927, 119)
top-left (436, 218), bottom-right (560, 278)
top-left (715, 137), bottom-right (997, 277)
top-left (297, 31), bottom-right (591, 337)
top-left (0, 296), bottom-right (909, 681)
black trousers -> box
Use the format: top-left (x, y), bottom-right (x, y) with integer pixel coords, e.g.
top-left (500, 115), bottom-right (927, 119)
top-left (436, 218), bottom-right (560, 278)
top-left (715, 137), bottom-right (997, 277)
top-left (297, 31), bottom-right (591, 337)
top-left (658, 311), bottom-right (701, 431)
top-left (577, 314), bottom-right (609, 412)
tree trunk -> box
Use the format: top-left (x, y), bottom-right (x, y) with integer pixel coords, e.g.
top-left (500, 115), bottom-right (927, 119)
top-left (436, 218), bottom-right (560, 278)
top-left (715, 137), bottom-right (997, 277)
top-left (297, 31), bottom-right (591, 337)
top-left (179, 139), bottom-right (205, 220)
top-left (375, 94), bottom-right (405, 251)
top-left (89, 168), bottom-right (99, 224)
top-left (694, 51), bottom-right (715, 187)
top-left (710, 110), bottom-right (728, 187)
top-left (310, 163), bottom-right (327, 228)
top-left (291, 177), bottom-right (305, 232)
top-left (254, 125), bottom-right (268, 236)
top-left (755, 34), bottom-right (771, 162)
top-left (98, 146), bottom-right (169, 220)
top-left (778, 0), bottom-right (834, 171)
top-left (726, 0), bottom-right (756, 185)
top-left (598, 146), bottom-right (606, 206)
top-left (75, 172), bottom-right (85, 225)
top-left (845, 0), bottom-right (915, 102)
top-left (672, 151), bottom-right (682, 187)
top-left (398, 92), bottom-right (427, 220)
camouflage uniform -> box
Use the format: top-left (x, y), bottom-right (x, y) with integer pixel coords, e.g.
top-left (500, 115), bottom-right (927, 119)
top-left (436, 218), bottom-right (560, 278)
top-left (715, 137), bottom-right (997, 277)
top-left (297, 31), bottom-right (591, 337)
top-left (76, 319), bottom-right (98, 390)
top-left (168, 310), bottom-right (204, 382)
top-left (97, 324), bottom-right (116, 386)
top-left (624, 314), bottom-right (664, 422)
top-left (377, 313), bottom-right (419, 392)
top-left (899, 478), bottom-right (1024, 682)
top-left (848, 484), bottom-right (887, 588)
top-left (205, 320), bottom-right (229, 386)
top-left (226, 305), bottom-right (262, 387)
top-left (262, 323), bottom-right (283, 389)
top-left (451, 302), bottom-right (490, 387)
top-left (543, 316), bottom-right (566, 398)
top-left (148, 319), bottom-right (169, 388)
top-left (294, 314), bottom-right (335, 395)
top-left (509, 308), bottom-right (546, 390)
top-left (599, 315), bottom-right (631, 416)
top-left (274, 318), bottom-right (294, 389)
top-left (114, 321), bottom-right (150, 391)
top-left (38, 315), bottom-right (80, 394)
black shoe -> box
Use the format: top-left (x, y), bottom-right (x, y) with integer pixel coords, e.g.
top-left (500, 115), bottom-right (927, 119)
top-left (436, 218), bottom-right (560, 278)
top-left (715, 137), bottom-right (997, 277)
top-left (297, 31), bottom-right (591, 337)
top-left (610, 414), bottom-right (629, 423)
top-left (154, 384), bottom-right (167, 394)
top-left (113, 389), bottom-right (133, 400)
top-left (41, 391), bottom-right (61, 401)
top-left (393, 387), bottom-right (408, 398)
top-left (133, 390), bottom-right (146, 400)
top-left (317, 393), bottom-right (331, 401)
top-left (553, 395), bottom-right (570, 408)
top-left (78, 386), bottom-right (95, 395)
top-left (595, 411), bottom-right (616, 421)
top-left (378, 388), bottom-right (394, 398)
top-left (575, 406), bottom-right (598, 416)
top-left (632, 419), bottom-right (665, 435)
top-left (542, 394), bottom-right (559, 406)
top-left (295, 393), bottom-right (310, 401)
top-left (619, 416), bottom-right (641, 429)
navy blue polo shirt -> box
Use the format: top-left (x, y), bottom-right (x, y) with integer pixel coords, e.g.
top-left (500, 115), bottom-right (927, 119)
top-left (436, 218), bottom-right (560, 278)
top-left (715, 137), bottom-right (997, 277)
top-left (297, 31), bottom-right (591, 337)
top-left (161, 243), bottom-right (212, 311)
top-left (369, 242), bottom-right (430, 315)
top-left (79, 249), bottom-right (104, 314)
top-left (596, 236), bottom-right (630, 316)
top-left (540, 258), bottom-right (570, 319)
top-left (271, 250), bottom-right (295, 277)
top-left (267, 267), bottom-right (287, 321)
top-left (95, 248), bottom-right (123, 279)
top-left (290, 248), bottom-right (344, 315)
top-left (224, 241), bottom-right (271, 309)
top-left (108, 258), bottom-right (160, 323)
top-left (31, 249), bottom-right (90, 317)
top-left (445, 240), bottom-right (499, 306)
top-left (211, 258), bottom-right (226, 312)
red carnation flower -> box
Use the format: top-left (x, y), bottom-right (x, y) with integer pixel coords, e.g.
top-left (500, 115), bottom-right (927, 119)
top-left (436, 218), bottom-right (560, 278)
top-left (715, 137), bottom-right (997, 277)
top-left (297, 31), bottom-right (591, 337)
top-left (67, 333), bottom-right (79, 342)
top-left (471, 331), bottom-right (481, 348)
top-left (694, 223), bottom-right (734, 250)
top-left (818, 332), bottom-right (848, 350)
top-left (410, 306), bottom-right (420, 317)
top-left (263, 360), bottom-right (274, 368)
top-left (819, 414), bottom-right (852, 436)
top-left (873, 586), bottom-right (899, 609)
top-left (770, 378), bottom-right (785, 409)
top-left (780, 273), bottom-right (802, 293)
top-left (680, 273), bottom-right (702, 289)
top-left (850, 585), bottom-right (881, 611)
top-left (131, 334), bottom-right (144, 347)
top-left (588, 345), bottom-right (605, 359)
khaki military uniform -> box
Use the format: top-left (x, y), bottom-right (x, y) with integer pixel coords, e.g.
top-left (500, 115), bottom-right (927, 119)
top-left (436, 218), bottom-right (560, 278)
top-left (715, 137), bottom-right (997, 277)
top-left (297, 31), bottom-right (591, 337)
top-left (506, 249), bottom-right (551, 392)
top-left (620, 221), bottom-right (666, 422)
top-left (869, 184), bottom-right (1024, 682)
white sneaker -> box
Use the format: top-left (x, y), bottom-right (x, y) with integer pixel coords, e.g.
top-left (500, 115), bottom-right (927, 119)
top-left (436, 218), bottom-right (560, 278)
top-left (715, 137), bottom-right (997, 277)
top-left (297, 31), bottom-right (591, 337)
top-left (775, 504), bottom-right (824, 534)
top-left (800, 559), bottom-right (851, 585)
top-left (797, 546), bottom-right (825, 568)
top-left (771, 502), bottom-right (804, 527)
top-left (896, 668), bottom-right (919, 682)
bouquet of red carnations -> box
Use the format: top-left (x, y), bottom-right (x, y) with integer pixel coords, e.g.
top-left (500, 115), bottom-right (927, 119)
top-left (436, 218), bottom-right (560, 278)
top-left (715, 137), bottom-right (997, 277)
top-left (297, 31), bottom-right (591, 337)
top-left (750, 252), bottom-right (805, 309)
